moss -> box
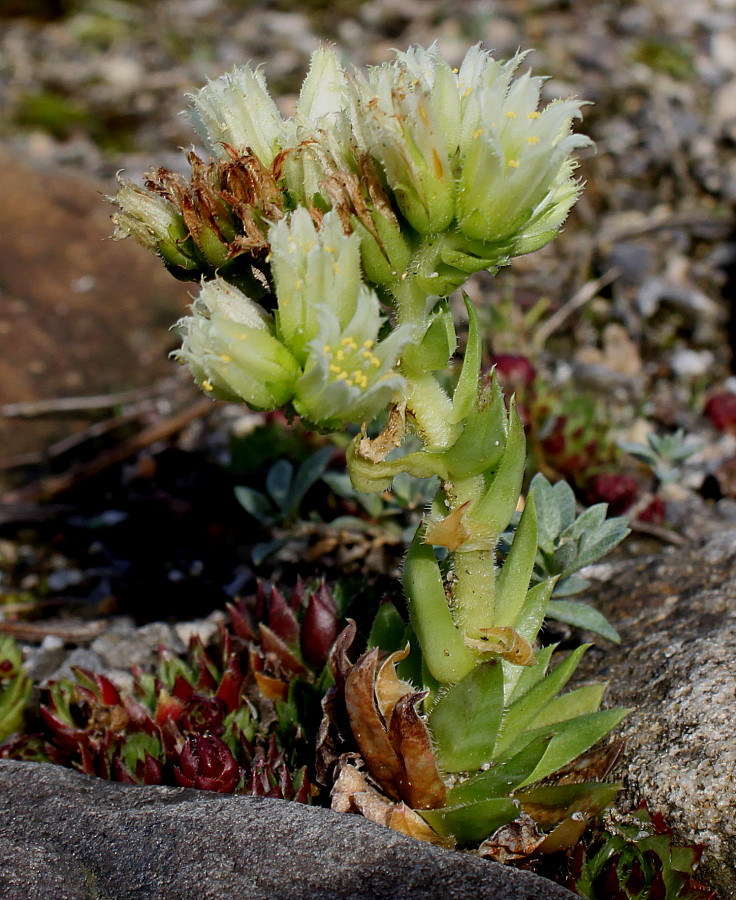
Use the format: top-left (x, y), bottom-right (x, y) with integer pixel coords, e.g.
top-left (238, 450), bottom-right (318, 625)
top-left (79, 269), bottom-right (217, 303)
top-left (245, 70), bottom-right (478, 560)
top-left (630, 39), bottom-right (696, 81)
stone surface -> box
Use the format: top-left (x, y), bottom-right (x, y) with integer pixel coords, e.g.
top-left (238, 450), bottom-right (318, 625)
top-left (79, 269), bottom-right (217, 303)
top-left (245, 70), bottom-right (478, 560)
top-left (576, 503), bottom-right (736, 897)
top-left (0, 760), bottom-right (575, 900)
top-left (0, 145), bottom-right (191, 461)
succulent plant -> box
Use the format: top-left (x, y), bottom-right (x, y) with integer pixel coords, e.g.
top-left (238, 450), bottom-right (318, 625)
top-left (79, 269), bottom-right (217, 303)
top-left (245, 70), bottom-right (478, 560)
top-left (110, 41), bottom-right (630, 862)
top-left (0, 637), bottom-right (32, 743)
top-left (566, 806), bottom-right (716, 900)
top-left (1, 580), bottom-right (343, 801)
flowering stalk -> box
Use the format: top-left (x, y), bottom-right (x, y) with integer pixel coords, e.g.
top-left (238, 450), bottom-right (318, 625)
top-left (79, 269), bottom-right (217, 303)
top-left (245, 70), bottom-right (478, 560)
top-left (112, 42), bottom-right (626, 850)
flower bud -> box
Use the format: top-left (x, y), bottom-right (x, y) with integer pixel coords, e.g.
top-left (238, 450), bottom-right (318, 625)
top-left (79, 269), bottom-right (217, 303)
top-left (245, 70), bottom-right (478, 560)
top-left (175, 279), bottom-right (300, 410)
top-left (270, 209), bottom-right (364, 363)
top-left (112, 181), bottom-right (198, 277)
top-left (188, 65), bottom-right (285, 165)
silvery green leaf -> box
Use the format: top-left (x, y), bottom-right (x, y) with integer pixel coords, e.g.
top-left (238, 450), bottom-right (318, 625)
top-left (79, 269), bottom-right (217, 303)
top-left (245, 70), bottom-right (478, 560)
top-left (266, 459), bottom-right (294, 516)
top-left (551, 574), bottom-right (592, 597)
top-left (251, 538), bottom-right (289, 566)
top-left (547, 600), bottom-right (620, 643)
top-left (560, 503), bottom-right (607, 543)
top-left (288, 446), bottom-right (333, 519)
top-left (563, 517), bottom-right (630, 575)
top-left (234, 486), bottom-right (274, 522)
top-left (529, 473), bottom-right (576, 552)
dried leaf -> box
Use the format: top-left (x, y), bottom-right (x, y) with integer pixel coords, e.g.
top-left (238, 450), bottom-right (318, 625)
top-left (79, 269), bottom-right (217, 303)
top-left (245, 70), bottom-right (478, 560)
top-left (388, 691), bottom-right (447, 810)
top-left (464, 627), bottom-right (537, 666)
top-left (345, 648), bottom-right (406, 800)
top-left (423, 501), bottom-right (472, 552)
top-left (389, 803), bottom-right (456, 848)
top-left (253, 671), bottom-right (288, 701)
top-left (478, 813), bottom-right (545, 863)
top-left (331, 756), bottom-right (394, 826)
top-left (375, 645), bottom-right (413, 722)
top-left (356, 403), bottom-right (406, 463)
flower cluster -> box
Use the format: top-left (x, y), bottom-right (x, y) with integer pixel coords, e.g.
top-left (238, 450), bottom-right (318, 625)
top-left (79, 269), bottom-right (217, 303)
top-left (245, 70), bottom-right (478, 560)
top-left (174, 210), bottom-right (414, 428)
top-left (113, 43), bottom-right (592, 429)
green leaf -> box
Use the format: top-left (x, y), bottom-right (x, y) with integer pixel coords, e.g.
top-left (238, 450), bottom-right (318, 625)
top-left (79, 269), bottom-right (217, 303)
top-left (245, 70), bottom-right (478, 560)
top-left (494, 644), bottom-right (589, 758)
top-left (429, 661), bottom-right (505, 772)
top-left (446, 734), bottom-right (552, 805)
top-left (251, 537), bottom-right (289, 565)
top-left (519, 707), bottom-right (631, 786)
top-left (234, 486), bottom-right (274, 521)
top-left (513, 577), bottom-right (556, 644)
top-left (403, 528), bottom-right (475, 684)
top-left (266, 458), bottom-right (294, 515)
top-left (288, 446), bottom-right (334, 519)
top-left (495, 494), bottom-right (538, 628)
top-left (418, 797), bottom-right (520, 843)
top-left (529, 473), bottom-right (576, 552)
top-left (451, 295), bottom-right (482, 424)
top-left (527, 683), bottom-right (607, 729)
top-left (367, 601), bottom-right (406, 652)
top-left (516, 781), bottom-right (622, 820)
top-left (547, 600), bottom-right (621, 643)
top-left (506, 643), bottom-right (556, 705)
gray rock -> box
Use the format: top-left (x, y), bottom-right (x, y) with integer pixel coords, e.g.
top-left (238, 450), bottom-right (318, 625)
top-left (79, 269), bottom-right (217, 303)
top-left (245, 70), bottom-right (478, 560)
top-left (0, 760), bottom-right (574, 900)
top-left (577, 516), bottom-right (736, 896)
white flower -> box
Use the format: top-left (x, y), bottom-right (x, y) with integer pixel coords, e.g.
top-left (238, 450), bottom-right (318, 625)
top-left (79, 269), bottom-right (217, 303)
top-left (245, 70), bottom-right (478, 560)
top-left (175, 279), bottom-right (300, 410)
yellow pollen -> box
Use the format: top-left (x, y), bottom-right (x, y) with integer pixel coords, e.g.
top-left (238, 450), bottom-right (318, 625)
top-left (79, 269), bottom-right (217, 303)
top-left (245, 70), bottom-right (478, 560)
top-left (336, 349), bottom-right (345, 361)
top-left (527, 136), bottom-right (540, 145)
top-left (463, 87), bottom-right (472, 98)
top-left (341, 336), bottom-right (358, 349)
top-left (419, 103), bottom-right (429, 123)
top-left (220, 355), bottom-right (232, 363)
top-left (335, 370), bottom-right (348, 381)
top-left (323, 344), bottom-right (331, 354)
top-left (505, 111), bottom-right (517, 119)
top-left (452, 67), bottom-right (459, 74)
top-left (369, 355), bottom-right (381, 367)
top-left (329, 364), bottom-right (341, 373)
top-left (432, 148), bottom-right (444, 180)
top-left (202, 379), bottom-right (214, 392)
top-left (508, 159), bottom-right (520, 168)
top-left (362, 339), bottom-right (375, 349)
top-left (324, 245), bottom-right (334, 254)
top-left (472, 128), bottom-right (484, 139)
top-left (527, 111), bottom-right (541, 119)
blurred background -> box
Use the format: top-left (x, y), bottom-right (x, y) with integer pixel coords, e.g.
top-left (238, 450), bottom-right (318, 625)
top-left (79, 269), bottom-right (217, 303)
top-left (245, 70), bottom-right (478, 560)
top-left (0, 0), bottom-right (735, 620)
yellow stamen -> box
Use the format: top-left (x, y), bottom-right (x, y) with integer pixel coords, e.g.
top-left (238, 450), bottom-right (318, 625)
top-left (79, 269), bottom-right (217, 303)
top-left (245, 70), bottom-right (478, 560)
top-left (369, 355), bottom-right (381, 367)
top-left (527, 111), bottom-right (541, 119)
top-left (220, 355), bottom-right (232, 363)
top-left (335, 370), bottom-right (348, 381)
top-left (336, 349), bottom-right (345, 361)
top-left (362, 339), bottom-right (375, 349)
top-left (323, 344), bottom-right (331, 354)
top-left (508, 159), bottom-right (520, 168)
top-left (295, 279), bottom-right (303, 290)
top-left (505, 111), bottom-right (517, 119)
top-left (527, 136), bottom-right (540, 145)
top-left (341, 337), bottom-right (358, 350)
top-left (472, 128), bottom-right (485, 139)
top-left (329, 364), bottom-right (342, 373)
top-left (202, 380), bottom-right (214, 392)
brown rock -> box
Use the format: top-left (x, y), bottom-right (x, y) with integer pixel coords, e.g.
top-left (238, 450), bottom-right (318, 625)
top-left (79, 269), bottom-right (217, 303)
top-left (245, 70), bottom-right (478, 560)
top-left (0, 145), bottom-right (190, 462)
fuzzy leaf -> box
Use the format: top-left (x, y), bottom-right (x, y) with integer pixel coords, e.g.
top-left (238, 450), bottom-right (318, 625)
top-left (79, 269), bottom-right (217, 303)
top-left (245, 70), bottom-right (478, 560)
top-left (419, 798), bottom-right (520, 843)
top-left (428, 660), bottom-right (504, 772)
top-left (234, 486), bottom-right (274, 521)
top-left (494, 644), bottom-right (589, 758)
top-left (547, 600), bottom-right (621, 643)
top-left (529, 474), bottom-right (577, 553)
top-left (288, 446), bottom-right (334, 519)
top-left (446, 734), bottom-right (552, 806)
top-left (518, 707), bottom-right (631, 786)
top-left (266, 459), bottom-right (295, 516)
top-left (526, 683), bottom-right (607, 730)
top-left (495, 494), bottom-right (538, 629)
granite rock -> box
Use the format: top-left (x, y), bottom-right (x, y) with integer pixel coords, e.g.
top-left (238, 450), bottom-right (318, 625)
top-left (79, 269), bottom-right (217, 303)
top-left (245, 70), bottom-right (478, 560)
top-left (0, 760), bottom-right (575, 900)
top-left (576, 508), bottom-right (736, 896)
